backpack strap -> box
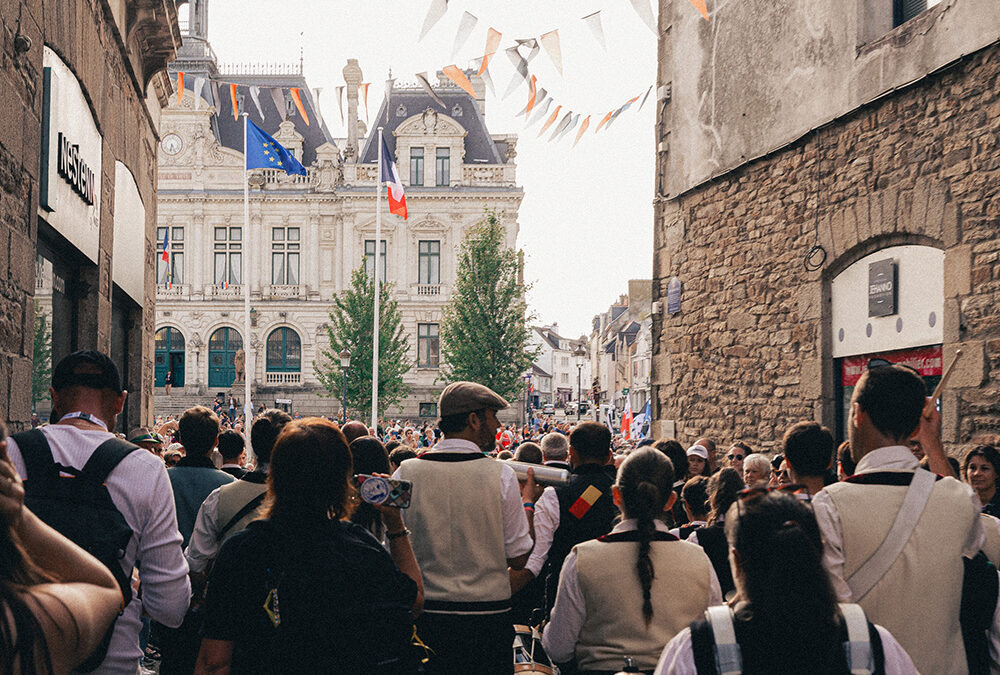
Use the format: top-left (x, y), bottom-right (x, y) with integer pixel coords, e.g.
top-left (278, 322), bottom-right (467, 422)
top-left (839, 603), bottom-right (874, 675)
top-left (705, 605), bottom-right (742, 675)
top-left (80, 437), bottom-right (139, 485)
top-left (11, 430), bottom-right (59, 490)
top-left (846, 468), bottom-right (936, 600)
top-left (218, 493), bottom-right (266, 541)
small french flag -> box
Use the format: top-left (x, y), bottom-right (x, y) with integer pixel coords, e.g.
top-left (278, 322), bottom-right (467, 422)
top-left (380, 135), bottom-right (407, 220)
top-left (161, 229), bottom-right (169, 262)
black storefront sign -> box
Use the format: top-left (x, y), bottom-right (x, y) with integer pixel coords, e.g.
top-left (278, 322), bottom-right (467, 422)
top-left (868, 259), bottom-right (897, 317)
top-left (56, 132), bottom-right (96, 205)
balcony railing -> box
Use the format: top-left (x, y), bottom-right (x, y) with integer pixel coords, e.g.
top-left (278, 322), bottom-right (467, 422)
top-left (416, 284), bottom-right (441, 296)
top-left (259, 168), bottom-right (311, 187)
top-left (157, 284), bottom-right (188, 298)
top-left (208, 284), bottom-right (244, 298)
top-left (265, 371), bottom-right (302, 385)
top-left (266, 284), bottom-right (303, 299)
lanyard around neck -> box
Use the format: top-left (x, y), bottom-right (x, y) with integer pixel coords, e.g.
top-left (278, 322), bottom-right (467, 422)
top-left (58, 411), bottom-right (109, 432)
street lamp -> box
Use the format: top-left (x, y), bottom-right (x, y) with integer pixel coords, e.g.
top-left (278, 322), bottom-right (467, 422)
top-left (339, 348), bottom-right (351, 424)
top-left (573, 345), bottom-right (586, 421)
top-left (524, 373), bottom-right (532, 427)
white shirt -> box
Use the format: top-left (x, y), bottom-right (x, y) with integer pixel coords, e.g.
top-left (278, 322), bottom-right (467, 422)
top-left (812, 445), bottom-right (985, 601)
top-left (542, 518), bottom-right (724, 663)
top-left (653, 623), bottom-right (919, 674)
top-left (186, 465), bottom-right (268, 574)
top-left (526, 486), bottom-right (560, 577)
top-left (7, 426), bottom-right (191, 675)
top-left (392, 437), bottom-right (532, 559)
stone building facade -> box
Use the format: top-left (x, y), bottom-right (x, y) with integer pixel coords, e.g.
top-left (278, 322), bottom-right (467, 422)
top-left (154, 9), bottom-right (522, 418)
top-left (530, 325), bottom-right (590, 408)
top-left (590, 280), bottom-right (653, 425)
top-left (1, 0), bottom-right (177, 430)
top-left (652, 0), bottom-right (999, 452)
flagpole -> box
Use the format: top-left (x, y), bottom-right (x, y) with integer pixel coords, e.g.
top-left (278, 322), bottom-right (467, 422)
top-left (242, 112), bottom-right (254, 458)
top-left (372, 127), bottom-right (383, 431)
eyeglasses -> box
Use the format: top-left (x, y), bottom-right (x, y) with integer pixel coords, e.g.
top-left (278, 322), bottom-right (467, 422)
top-left (727, 453), bottom-right (744, 460)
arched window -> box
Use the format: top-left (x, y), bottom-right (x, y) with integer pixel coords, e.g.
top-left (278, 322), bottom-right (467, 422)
top-left (208, 327), bottom-right (243, 387)
top-left (266, 328), bottom-right (301, 372)
top-left (154, 327), bottom-right (185, 387)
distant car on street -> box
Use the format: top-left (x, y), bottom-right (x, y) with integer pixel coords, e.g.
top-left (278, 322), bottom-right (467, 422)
top-left (542, 403), bottom-right (555, 415)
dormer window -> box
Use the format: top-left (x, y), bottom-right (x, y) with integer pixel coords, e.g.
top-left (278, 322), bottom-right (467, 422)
top-left (396, 104), bottom-right (407, 117)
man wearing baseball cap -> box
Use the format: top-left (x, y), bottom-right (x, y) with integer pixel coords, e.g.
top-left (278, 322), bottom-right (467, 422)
top-left (394, 381), bottom-right (533, 675)
top-left (5, 350), bottom-right (190, 673)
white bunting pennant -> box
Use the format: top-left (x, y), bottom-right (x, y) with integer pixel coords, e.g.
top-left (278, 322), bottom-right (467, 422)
top-left (503, 38), bottom-right (539, 100)
top-left (269, 87), bottom-right (287, 120)
top-left (557, 113), bottom-right (581, 141)
top-left (415, 72), bottom-right (448, 110)
top-left (452, 11), bottom-right (478, 58)
top-left (539, 30), bottom-right (563, 76)
top-left (479, 64), bottom-right (496, 96)
top-left (419, 0), bottom-right (448, 41)
top-left (210, 80), bottom-right (221, 111)
top-left (517, 88), bottom-right (546, 118)
top-left (549, 111), bottom-right (574, 141)
top-left (193, 76), bottom-right (206, 111)
top-left (384, 78), bottom-right (395, 123)
top-left (335, 86), bottom-right (345, 125)
top-left (582, 11), bottom-right (607, 52)
top-left (628, 0), bottom-right (659, 35)
top-left (248, 85), bottom-right (265, 118)
top-left (637, 84), bottom-right (654, 112)
top-left (526, 96), bottom-right (553, 127)
top-left (310, 88), bottom-right (325, 128)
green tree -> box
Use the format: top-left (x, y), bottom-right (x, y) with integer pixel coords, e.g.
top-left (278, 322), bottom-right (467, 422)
top-left (32, 309), bottom-right (52, 411)
top-left (440, 209), bottom-right (539, 400)
top-left (315, 263), bottom-right (412, 419)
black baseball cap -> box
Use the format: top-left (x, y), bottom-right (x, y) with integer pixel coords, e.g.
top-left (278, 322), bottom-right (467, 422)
top-left (51, 350), bottom-right (123, 393)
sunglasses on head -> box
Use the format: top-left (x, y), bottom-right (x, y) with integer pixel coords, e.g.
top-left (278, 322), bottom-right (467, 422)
top-left (866, 358), bottom-right (892, 370)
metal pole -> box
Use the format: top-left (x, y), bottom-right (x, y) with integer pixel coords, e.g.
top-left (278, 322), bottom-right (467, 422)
top-left (371, 127), bottom-right (383, 430)
top-left (241, 112), bottom-right (254, 460)
top-left (342, 369), bottom-right (347, 424)
top-left (577, 365), bottom-right (582, 421)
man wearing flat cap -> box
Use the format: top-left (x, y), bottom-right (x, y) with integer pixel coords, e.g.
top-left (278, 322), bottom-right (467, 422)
top-left (394, 381), bottom-right (533, 675)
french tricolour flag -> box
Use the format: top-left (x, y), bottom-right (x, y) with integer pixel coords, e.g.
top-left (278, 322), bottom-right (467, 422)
top-left (380, 135), bottom-right (407, 220)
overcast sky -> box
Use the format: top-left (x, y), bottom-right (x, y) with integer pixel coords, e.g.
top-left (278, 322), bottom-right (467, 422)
top-left (207, 0), bottom-right (658, 338)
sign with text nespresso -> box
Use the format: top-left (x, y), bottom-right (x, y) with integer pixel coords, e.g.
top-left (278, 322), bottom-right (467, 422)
top-left (868, 259), bottom-right (897, 317)
top-left (39, 47), bottom-right (102, 264)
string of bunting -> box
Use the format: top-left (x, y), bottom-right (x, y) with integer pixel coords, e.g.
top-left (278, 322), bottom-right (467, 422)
top-left (173, 72), bottom-right (320, 129)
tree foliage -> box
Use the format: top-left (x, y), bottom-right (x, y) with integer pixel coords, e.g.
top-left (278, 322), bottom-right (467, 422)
top-left (440, 209), bottom-right (539, 400)
top-left (315, 263), bottom-right (411, 419)
top-left (32, 310), bottom-right (52, 411)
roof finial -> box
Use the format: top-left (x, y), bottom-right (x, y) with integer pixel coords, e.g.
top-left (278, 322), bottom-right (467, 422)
top-left (299, 32), bottom-right (304, 74)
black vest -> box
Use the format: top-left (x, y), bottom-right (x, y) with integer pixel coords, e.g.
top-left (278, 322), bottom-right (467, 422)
top-left (694, 524), bottom-right (735, 600)
top-left (545, 463), bottom-right (618, 613)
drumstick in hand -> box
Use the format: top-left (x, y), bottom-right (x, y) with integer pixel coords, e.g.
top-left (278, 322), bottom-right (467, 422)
top-left (931, 348), bottom-right (962, 403)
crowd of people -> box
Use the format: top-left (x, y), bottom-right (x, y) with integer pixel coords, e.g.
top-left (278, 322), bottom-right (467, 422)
top-left (3, 349), bottom-right (1000, 674)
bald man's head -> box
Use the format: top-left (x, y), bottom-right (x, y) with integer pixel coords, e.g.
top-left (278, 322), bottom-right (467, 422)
top-left (342, 420), bottom-right (370, 443)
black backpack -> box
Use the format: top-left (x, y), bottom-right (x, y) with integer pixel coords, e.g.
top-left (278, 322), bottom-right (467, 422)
top-left (13, 430), bottom-right (138, 672)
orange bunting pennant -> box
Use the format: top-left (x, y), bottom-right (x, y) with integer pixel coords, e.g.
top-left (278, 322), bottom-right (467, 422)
top-left (573, 115), bottom-right (591, 147)
top-left (290, 87), bottom-right (310, 125)
top-left (442, 65), bottom-right (478, 99)
top-left (595, 110), bottom-right (615, 134)
top-left (537, 104), bottom-right (562, 138)
top-left (689, 0), bottom-right (710, 20)
top-left (478, 28), bottom-right (502, 76)
top-left (176, 72), bottom-right (185, 106)
top-left (229, 83), bottom-right (239, 121)
top-left (525, 75), bottom-right (538, 116)
top-left (361, 83), bottom-right (370, 122)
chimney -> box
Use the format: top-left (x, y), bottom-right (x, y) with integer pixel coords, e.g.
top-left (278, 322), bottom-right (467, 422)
top-left (342, 59), bottom-right (363, 161)
top-left (469, 69), bottom-right (486, 115)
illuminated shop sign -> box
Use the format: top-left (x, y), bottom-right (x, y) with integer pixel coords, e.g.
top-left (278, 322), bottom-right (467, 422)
top-left (56, 132), bottom-right (96, 205)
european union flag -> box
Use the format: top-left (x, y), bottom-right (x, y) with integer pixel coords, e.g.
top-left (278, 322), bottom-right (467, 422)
top-left (245, 119), bottom-right (307, 175)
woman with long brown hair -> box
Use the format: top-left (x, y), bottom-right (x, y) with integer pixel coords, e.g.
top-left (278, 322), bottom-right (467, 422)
top-left (194, 417), bottom-right (423, 674)
top-left (0, 432), bottom-right (123, 674)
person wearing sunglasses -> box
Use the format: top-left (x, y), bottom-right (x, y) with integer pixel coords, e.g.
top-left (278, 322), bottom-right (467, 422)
top-left (812, 364), bottom-right (984, 675)
top-left (725, 443), bottom-right (750, 474)
top-left (654, 490), bottom-right (917, 674)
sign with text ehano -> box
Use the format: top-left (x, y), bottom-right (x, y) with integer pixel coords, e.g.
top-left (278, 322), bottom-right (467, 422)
top-left (868, 259), bottom-right (897, 317)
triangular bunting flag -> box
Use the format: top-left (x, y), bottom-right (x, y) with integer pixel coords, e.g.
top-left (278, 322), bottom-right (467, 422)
top-left (637, 85), bottom-right (654, 112)
top-left (548, 111), bottom-right (573, 141)
top-left (442, 65), bottom-right (477, 98)
top-left (556, 113), bottom-right (580, 141)
top-left (270, 87), bottom-right (287, 121)
top-left (573, 115), bottom-right (591, 146)
top-left (524, 76), bottom-right (538, 116)
top-left (290, 87), bottom-right (310, 125)
top-left (249, 85), bottom-right (265, 118)
top-left (595, 110), bottom-right (614, 133)
top-left (628, 0), bottom-right (659, 35)
top-left (526, 96), bottom-right (552, 127)
top-left (478, 28), bottom-right (502, 76)
top-left (418, 0), bottom-right (448, 41)
top-left (539, 30), bottom-right (563, 75)
top-left (415, 72), bottom-right (448, 109)
top-left (193, 76), bottom-right (205, 111)
top-left (176, 72), bottom-right (185, 106)
top-left (452, 11), bottom-right (478, 58)
top-left (518, 88), bottom-right (546, 118)
top-left (689, 0), bottom-right (710, 20)
top-left (229, 83), bottom-right (239, 121)
top-left (361, 83), bottom-right (370, 123)
top-left (582, 11), bottom-right (607, 52)
top-left (335, 86), bottom-right (345, 124)
top-left (537, 104), bottom-right (562, 137)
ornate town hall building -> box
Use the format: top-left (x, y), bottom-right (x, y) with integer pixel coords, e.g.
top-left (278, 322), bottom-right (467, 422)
top-left (155, 2), bottom-right (522, 417)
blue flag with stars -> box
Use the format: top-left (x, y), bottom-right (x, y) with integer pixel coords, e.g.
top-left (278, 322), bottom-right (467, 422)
top-left (245, 119), bottom-right (306, 175)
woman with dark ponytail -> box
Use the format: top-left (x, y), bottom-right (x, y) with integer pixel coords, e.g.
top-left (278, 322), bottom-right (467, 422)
top-left (542, 448), bottom-right (722, 674)
top-left (654, 491), bottom-right (917, 674)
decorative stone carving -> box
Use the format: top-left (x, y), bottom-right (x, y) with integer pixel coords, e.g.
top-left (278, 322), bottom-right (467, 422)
top-left (505, 138), bottom-right (518, 161)
top-left (451, 103), bottom-right (464, 117)
top-left (396, 104), bottom-right (407, 117)
top-left (422, 108), bottom-right (438, 134)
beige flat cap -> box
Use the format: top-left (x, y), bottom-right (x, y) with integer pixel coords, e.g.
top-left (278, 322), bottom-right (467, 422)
top-left (439, 381), bottom-right (510, 417)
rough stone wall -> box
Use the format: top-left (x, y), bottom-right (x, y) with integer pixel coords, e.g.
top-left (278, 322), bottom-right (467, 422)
top-left (653, 42), bottom-right (1000, 454)
top-left (0, 0), bottom-right (167, 429)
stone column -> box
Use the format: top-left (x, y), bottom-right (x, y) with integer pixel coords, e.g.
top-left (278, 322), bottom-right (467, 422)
top-left (343, 59), bottom-right (363, 160)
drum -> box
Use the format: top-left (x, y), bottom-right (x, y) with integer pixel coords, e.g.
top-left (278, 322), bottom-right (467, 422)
top-left (513, 624), bottom-right (556, 674)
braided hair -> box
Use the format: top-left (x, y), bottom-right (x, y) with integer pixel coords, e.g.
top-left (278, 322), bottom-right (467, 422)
top-left (615, 448), bottom-right (675, 626)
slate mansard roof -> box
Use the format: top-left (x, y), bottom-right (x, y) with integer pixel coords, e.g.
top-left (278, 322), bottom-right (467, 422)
top-left (359, 85), bottom-right (508, 165)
